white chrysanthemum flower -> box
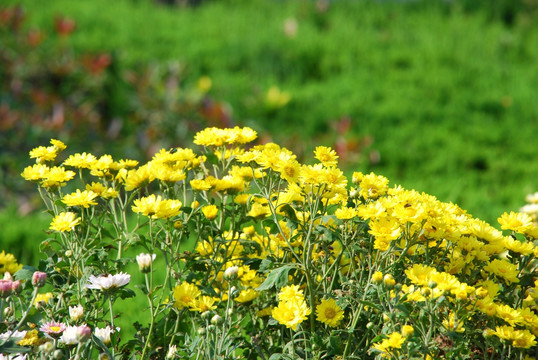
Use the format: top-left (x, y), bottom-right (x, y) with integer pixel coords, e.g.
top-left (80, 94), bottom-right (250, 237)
top-left (59, 326), bottom-right (79, 345)
top-left (94, 325), bottom-right (119, 345)
top-left (69, 304), bottom-right (84, 321)
top-left (86, 273), bottom-right (130, 291)
top-left (0, 330), bottom-right (27, 342)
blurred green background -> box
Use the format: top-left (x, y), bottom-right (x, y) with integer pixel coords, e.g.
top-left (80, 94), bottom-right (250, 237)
top-left (2, 0), bottom-right (538, 265)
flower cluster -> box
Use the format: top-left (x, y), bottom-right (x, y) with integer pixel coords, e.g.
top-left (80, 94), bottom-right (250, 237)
top-left (5, 126), bottom-right (537, 359)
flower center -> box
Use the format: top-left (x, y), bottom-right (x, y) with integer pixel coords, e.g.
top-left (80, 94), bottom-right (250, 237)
top-left (325, 308), bottom-right (336, 319)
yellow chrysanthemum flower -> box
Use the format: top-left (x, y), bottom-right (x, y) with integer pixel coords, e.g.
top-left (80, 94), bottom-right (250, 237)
top-left (271, 298), bottom-right (311, 331)
top-left (235, 289), bottom-right (260, 303)
top-left (498, 211), bottom-right (534, 234)
top-left (202, 205), bottom-right (219, 220)
top-left (63, 152), bottom-right (97, 169)
top-left (62, 189), bottom-right (98, 208)
top-left (483, 259), bottom-right (520, 284)
top-left (314, 146), bottom-right (339, 167)
top-left (50, 212), bottom-right (81, 232)
top-left (21, 164), bottom-right (49, 182)
top-left (316, 298), bottom-right (344, 327)
top-left (173, 282), bottom-right (201, 309)
top-left (0, 251), bottom-right (23, 275)
top-left (29, 145), bottom-right (57, 163)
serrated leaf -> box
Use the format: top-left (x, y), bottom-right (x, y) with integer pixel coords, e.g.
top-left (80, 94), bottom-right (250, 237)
top-left (14, 266), bottom-right (38, 281)
top-left (256, 264), bottom-right (295, 291)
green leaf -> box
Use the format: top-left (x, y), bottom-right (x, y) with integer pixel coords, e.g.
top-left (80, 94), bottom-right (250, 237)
top-left (0, 341), bottom-right (31, 354)
top-left (256, 264), bottom-right (295, 291)
top-left (14, 265), bottom-right (38, 281)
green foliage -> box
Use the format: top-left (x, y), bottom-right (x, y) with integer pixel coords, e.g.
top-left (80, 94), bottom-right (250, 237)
top-left (3, 0), bottom-right (537, 225)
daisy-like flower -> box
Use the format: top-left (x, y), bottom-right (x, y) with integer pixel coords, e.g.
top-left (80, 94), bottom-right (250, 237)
top-left (21, 164), bottom-right (49, 182)
top-left (498, 211), bottom-right (534, 234)
top-left (316, 298), bottom-right (344, 327)
top-left (50, 212), bottom-right (81, 232)
top-left (190, 296), bottom-right (217, 313)
top-left (63, 152), bottom-right (97, 169)
top-left (62, 189), bottom-right (98, 208)
top-left (41, 166), bottom-right (76, 188)
top-left (271, 298), bottom-right (311, 331)
top-left (39, 321), bottom-right (66, 339)
top-left (29, 146), bottom-right (57, 163)
top-left (0, 251), bottom-right (23, 275)
top-left (314, 146), bottom-right (339, 167)
top-left (173, 282), bottom-right (201, 309)
top-left (278, 285), bottom-right (304, 303)
top-left (202, 205), bottom-right (218, 220)
top-left (86, 273), bottom-right (131, 291)
top-left (94, 326), bottom-right (117, 345)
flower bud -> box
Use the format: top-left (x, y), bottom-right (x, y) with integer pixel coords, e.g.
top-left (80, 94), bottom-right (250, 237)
top-left (99, 354), bottom-right (111, 360)
top-left (383, 274), bottom-right (396, 289)
top-left (53, 349), bottom-right (64, 359)
top-left (197, 327), bottom-right (206, 335)
top-left (372, 271), bottom-right (383, 284)
top-left (136, 253), bottom-right (156, 273)
top-left (401, 325), bottom-right (414, 337)
top-left (4, 306), bottom-right (13, 317)
top-left (65, 250), bottom-right (73, 257)
top-left (76, 324), bottom-right (91, 342)
top-left (211, 314), bottom-right (223, 325)
top-left (224, 266), bottom-right (239, 281)
top-left (32, 271), bottom-right (47, 287)
top-left (69, 305), bottom-right (84, 322)
top-left (166, 345), bottom-right (178, 359)
top-left (39, 341), bottom-right (55, 353)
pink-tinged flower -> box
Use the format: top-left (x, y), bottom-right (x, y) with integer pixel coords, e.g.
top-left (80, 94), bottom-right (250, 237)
top-left (86, 273), bottom-right (130, 291)
top-left (59, 324), bottom-right (91, 345)
top-left (32, 271), bottom-right (47, 288)
top-left (39, 321), bottom-right (66, 338)
top-left (0, 279), bottom-right (20, 298)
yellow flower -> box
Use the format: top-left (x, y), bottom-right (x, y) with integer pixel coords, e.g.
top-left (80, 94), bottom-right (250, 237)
top-left (62, 189), bottom-right (98, 208)
top-left (34, 292), bottom-right (53, 307)
top-left (29, 145), bottom-right (57, 163)
top-left (21, 164), bottom-right (49, 182)
top-left (372, 271), bottom-right (383, 284)
top-left (41, 166), bottom-right (75, 188)
top-left (63, 152), bottom-right (97, 169)
top-left (173, 282), bottom-right (201, 309)
top-left (314, 146), bottom-right (338, 167)
top-left (271, 298), bottom-right (311, 331)
top-left (235, 289), bottom-right (260, 303)
top-left (278, 285), bottom-right (304, 303)
top-left (442, 312), bottom-right (465, 333)
top-left (498, 211), bottom-right (533, 234)
top-left (369, 217), bottom-right (401, 247)
top-left (334, 207), bottom-right (357, 221)
top-left (405, 264), bottom-right (436, 287)
top-left (193, 127), bottom-right (257, 147)
top-left (190, 179), bottom-right (212, 191)
top-left (401, 325), bottom-right (414, 337)
top-left (190, 296), bottom-right (217, 312)
top-left (372, 332), bottom-right (406, 357)
top-left (248, 203), bottom-right (270, 219)
top-left (202, 205), bottom-right (218, 220)
top-left (0, 251), bottom-right (23, 275)
top-left (18, 329), bottom-right (39, 346)
top-left (359, 173), bottom-right (389, 199)
top-left (316, 298), bottom-right (344, 327)
top-left (50, 139), bottom-right (66, 151)
top-left (50, 212), bottom-right (81, 232)
top-left (483, 259), bottom-right (520, 284)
